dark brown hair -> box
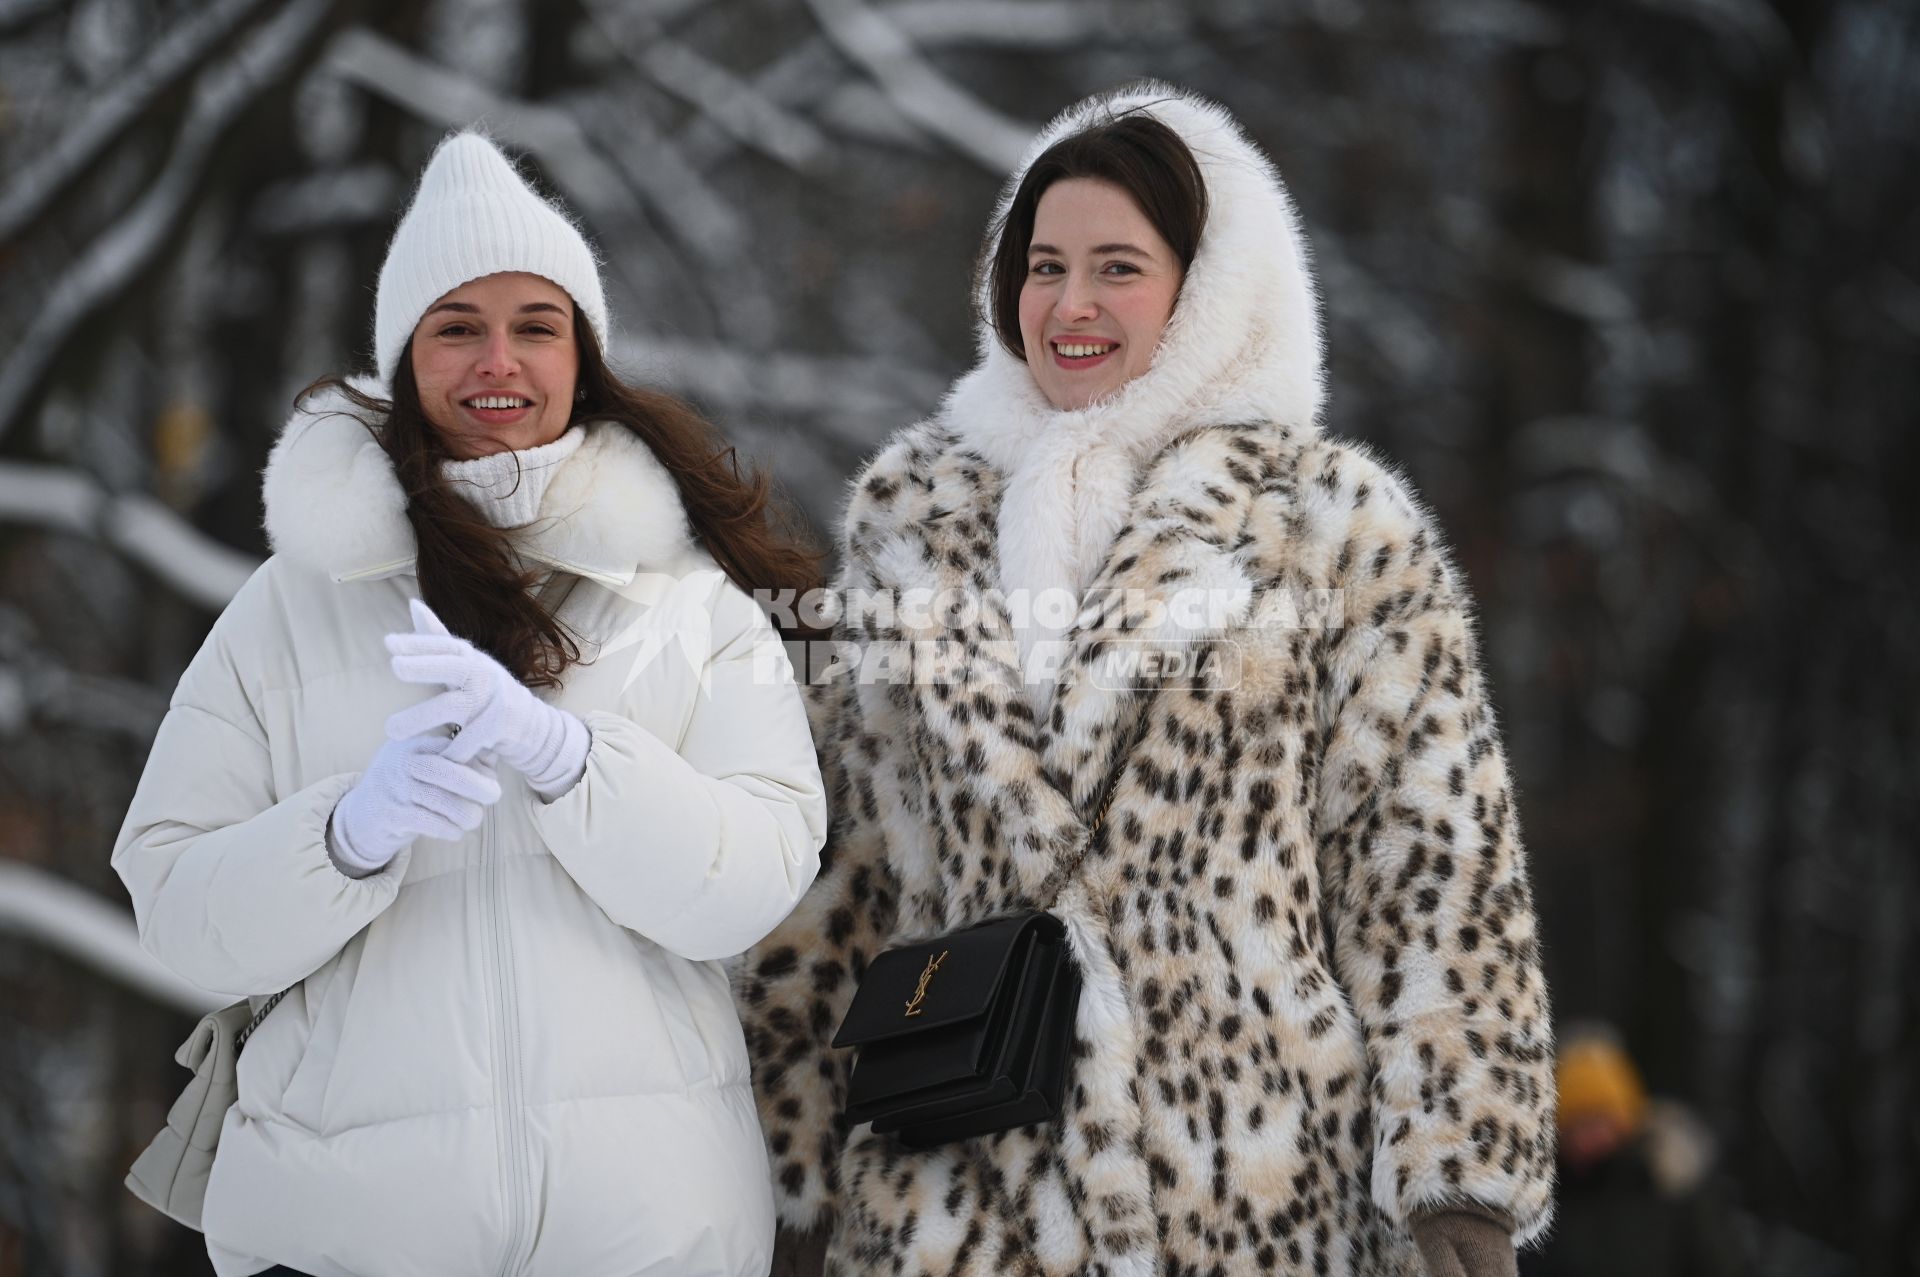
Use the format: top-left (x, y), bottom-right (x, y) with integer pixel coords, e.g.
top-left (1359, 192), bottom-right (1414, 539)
top-left (303, 317), bottom-right (821, 687)
top-left (985, 110), bottom-right (1209, 360)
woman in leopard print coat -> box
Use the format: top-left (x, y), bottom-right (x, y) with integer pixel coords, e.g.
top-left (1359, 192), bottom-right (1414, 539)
top-left (739, 84), bottom-right (1556, 1276)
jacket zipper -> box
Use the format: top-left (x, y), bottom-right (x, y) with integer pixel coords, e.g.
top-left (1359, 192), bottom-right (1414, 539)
top-left (496, 570), bottom-right (567, 1273)
top-left (486, 814), bottom-right (535, 1275)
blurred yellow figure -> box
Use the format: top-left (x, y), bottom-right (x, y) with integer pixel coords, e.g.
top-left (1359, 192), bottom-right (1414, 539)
top-left (1555, 1027), bottom-right (1649, 1171)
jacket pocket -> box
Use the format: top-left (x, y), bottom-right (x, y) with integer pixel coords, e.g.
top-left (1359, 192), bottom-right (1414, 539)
top-left (234, 981), bottom-right (316, 1132)
top-left (278, 945), bottom-right (357, 1131)
top-left (631, 936), bottom-right (741, 1086)
top-left (670, 956), bottom-right (753, 1086)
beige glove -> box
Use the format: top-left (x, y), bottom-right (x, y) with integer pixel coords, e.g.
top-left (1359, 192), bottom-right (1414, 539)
top-left (1410, 1205), bottom-right (1517, 1277)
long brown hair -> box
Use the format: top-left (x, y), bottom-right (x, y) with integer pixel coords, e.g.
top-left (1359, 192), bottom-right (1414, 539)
top-left (303, 317), bottom-right (821, 687)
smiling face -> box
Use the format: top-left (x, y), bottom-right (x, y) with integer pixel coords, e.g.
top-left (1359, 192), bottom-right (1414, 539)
top-left (1017, 178), bottom-right (1184, 412)
top-left (409, 271), bottom-right (579, 458)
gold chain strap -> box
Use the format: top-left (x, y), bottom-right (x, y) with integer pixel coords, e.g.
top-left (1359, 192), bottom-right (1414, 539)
top-left (234, 988), bottom-right (288, 1053)
top-left (1088, 771), bottom-right (1126, 841)
top-left (1042, 706), bottom-right (1155, 905)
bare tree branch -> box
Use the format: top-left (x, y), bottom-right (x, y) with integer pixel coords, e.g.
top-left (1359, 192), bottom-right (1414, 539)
top-left (579, 0), bottom-right (831, 174)
top-left (1414, 1), bottom-right (1567, 47)
top-left (108, 492), bottom-right (262, 607)
top-left (0, 658), bottom-right (169, 739)
top-left (321, 27), bottom-right (631, 218)
top-left (0, 0), bottom-right (335, 446)
top-left (675, 37), bottom-right (848, 170)
top-left (0, 0), bottom-right (60, 37)
top-left (0, 0), bottom-right (268, 243)
top-left (885, 0), bottom-right (1187, 48)
top-left (802, 0), bottom-right (1035, 173)
top-left (249, 161), bottom-right (399, 236)
top-left (572, 89), bottom-right (749, 266)
top-left (621, 338), bottom-right (945, 436)
top-left (674, 6), bottom-right (1184, 173)
top-left (323, 28), bottom-right (772, 339)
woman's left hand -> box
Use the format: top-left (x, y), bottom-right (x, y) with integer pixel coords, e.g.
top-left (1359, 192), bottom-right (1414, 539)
top-left (384, 599), bottom-right (590, 797)
top-left (1409, 1209), bottom-right (1517, 1277)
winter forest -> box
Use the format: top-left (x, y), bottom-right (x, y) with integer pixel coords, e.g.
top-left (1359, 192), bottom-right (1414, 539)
top-left (0, 0), bottom-right (1915, 1273)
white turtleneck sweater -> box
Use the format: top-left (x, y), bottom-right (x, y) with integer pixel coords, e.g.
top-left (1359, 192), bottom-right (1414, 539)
top-left (439, 426), bottom-right (587, 528)
top-left (435, 424), bottom-right (592, 796)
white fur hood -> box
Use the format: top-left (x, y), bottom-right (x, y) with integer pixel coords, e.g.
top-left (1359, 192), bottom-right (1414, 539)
top-left (944, 82), bottom-right (1325, 474)
top-left (936, 84), bottom-right (1326, 696)
top-left (261, 380), bottom-right (697, 587)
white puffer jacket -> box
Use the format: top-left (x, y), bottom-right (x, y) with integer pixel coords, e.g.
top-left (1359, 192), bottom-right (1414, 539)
top-left (111, 389), bottom-right (828, 1277)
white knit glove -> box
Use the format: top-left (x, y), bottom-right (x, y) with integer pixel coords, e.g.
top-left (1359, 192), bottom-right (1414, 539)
top-left (383, 599), bottom-right (590, 800)
top-left (330, 735), bottom-right (503, 877)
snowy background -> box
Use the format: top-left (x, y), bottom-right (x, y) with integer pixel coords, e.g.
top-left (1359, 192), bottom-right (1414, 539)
top-left (1, 1), bottom-right (1916, 1273)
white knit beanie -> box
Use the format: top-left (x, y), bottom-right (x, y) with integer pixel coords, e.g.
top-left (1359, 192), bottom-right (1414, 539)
top-left (373, 131), bottom-right (609, 382)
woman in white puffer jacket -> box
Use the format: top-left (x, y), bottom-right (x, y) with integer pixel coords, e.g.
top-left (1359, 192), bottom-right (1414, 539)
top-left (111, 131), bottom-right (827, 1277)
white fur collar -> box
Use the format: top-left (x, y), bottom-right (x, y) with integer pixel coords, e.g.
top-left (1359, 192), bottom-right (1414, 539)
top-left (262, 379), bottom-right (697, 586)
top-left (939, 84), bottom-right (1326, 706)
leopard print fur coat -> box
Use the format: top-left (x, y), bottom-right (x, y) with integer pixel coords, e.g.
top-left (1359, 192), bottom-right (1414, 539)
top-left (737, 86), bottom-right (1555, 1276)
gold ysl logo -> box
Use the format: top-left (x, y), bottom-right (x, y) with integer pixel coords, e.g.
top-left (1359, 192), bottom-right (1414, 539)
top-left (904, 950), bottom-right (949, 1017)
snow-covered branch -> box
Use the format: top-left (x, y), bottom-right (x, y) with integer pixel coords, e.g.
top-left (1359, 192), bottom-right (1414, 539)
top-left (640, 41), bottom-right (832, 172)
top-left (675, 38), bottom-right (847, 169)
top-left (0, 0), bottom-right (59, 35)
top-left (0, 0), bottom-right (333, 447)
top-left (0, 658), bottom-right (169, 739)
top-left (322, 27), bottom-right (631, 223)
top-left (320, 28), bottom-right (765, 332)
top-left (885, 0), bottom-right (1186, 48)
top-left (319, 29), bottom-right (773, 338)
top-left (0, 461), bottom-right (259, 610)
top-left (0, 0), bottom-right (267, 243)
top-left (579, 0), bottom-right (830, 174)
top-left (1312, 239), bottom-right (1445, 378)
top-left (1414, 1), bottom-right (1568, 47)
top-left (676, 6), bottom-right (1176, 171)
top-left (803, 0), bottom-right (1036, 173)
top-left (0, 864), bottom-right (225, 1016)
top-left (249, 162), bottom-right (399, 236)
top-left (619, 338), bottom-right (945, 441)
top-left (575, 90), bottom-right (750, 266)
top-left (108, 493), bottom-right (262, 607)
top-left (1516, 246), bottom-right (1638, 323)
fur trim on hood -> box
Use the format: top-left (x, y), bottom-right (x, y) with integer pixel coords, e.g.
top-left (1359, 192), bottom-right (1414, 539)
top-left (949, 82), bottom-right (1325, 471)
top-left (941, 82), bottom-right (1326, 695)
top-left (261, 378), bottom-right (696, 587)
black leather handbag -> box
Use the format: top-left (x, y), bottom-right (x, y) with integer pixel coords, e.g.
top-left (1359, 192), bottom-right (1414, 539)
top-left (830, 710), bottom-right (1150, 1149)
top-left (831, 911), bottom-right (1079, 1148)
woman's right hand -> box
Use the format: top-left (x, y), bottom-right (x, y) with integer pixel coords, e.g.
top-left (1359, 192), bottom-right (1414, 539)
top-left (328, 734), bottom-right (502, 876)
